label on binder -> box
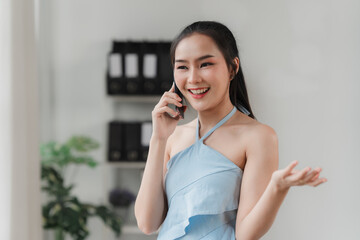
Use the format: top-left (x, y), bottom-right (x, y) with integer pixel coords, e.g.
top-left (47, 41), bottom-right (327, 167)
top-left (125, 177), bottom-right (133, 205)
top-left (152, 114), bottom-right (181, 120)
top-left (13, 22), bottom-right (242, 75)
top-left (143, 54), bottom-right (157, 78)
top-left (125, 54), bottom-right (139, 78)
top-left (109, 53), bottom-right (122, 78)
top-left (141, 122), bottom-right (152, 147)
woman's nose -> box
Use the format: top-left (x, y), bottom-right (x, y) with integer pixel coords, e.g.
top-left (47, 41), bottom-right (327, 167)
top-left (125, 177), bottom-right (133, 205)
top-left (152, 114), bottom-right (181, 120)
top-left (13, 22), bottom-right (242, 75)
top-left (187, 68), bottom-right (201, 84)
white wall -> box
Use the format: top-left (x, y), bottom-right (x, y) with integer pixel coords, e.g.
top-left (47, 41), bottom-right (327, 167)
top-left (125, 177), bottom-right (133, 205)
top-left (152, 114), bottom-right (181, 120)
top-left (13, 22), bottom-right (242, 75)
top-left (1, 0), bottom-right (42, 239)
top-left (39, 0), bottom-right (360, 239)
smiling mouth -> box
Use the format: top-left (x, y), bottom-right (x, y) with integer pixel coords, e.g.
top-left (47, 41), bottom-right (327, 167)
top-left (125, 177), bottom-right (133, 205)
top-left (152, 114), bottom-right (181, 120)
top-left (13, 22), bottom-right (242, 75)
top-left (188, 88), bottom-right (210, 95)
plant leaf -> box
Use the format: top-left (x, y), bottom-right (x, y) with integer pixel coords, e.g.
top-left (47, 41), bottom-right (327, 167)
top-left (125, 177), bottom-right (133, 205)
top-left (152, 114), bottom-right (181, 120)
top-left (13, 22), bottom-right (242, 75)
top-left (66, 136), bottom-right (99, 152)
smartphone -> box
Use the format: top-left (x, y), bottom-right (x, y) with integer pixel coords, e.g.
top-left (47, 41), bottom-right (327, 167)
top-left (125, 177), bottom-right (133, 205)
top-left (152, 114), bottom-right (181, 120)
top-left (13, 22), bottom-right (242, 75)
top-left (174, 81), bottom-right (185, 118)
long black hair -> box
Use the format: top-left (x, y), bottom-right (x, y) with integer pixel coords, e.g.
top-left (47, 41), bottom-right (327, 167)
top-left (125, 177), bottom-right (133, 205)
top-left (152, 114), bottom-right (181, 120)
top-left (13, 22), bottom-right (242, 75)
top-left (170, 21), bottom-right (256, 119)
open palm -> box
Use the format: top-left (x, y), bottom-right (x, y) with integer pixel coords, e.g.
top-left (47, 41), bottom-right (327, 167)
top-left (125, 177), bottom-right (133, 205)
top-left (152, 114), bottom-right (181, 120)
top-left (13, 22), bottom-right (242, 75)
top-left (271, 160), bottom-right (327, 192)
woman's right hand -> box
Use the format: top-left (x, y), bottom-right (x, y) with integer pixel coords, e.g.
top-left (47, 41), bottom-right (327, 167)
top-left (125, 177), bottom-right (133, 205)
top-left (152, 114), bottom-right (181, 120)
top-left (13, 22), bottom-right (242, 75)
top-left (151, 83), bottom-right (185, 140)
top-left (271, 160), bottom-right (327, 193)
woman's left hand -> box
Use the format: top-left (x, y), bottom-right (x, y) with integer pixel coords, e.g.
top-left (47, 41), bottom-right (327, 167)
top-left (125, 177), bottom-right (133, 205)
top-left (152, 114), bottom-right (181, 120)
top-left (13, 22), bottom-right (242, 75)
top-left (271, 160), bottom-right (327, 192)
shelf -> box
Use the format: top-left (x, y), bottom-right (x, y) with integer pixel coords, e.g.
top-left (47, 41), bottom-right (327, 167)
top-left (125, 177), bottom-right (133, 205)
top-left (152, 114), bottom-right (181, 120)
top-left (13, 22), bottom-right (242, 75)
top-left (106, 161), bottom-right (146, 169)
top-left (108, 95), bottom-right (161, 103)
top-left (122, 224), bottom-right (141, 234)
top-left (122, 224), bottom-right (159, 235)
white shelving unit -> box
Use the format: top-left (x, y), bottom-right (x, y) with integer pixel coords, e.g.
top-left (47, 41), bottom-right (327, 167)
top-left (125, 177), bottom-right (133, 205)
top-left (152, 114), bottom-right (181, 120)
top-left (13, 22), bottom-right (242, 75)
top-left (107, 161), bottom-right (146, 169)
top-left (122, 224), bottom-right (160, 235)
top-left (102, 160), bottom-right (158, 240)
top-left (108, 95), bottom-right (161, 103)
top-left (102, 95), bottom-right (159, 240)
top-left (103, 222), bottom-right (158, 240)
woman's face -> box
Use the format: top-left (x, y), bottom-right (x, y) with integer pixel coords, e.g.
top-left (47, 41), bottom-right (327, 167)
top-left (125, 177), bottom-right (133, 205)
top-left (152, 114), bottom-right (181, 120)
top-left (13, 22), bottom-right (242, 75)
top-left (173, 33), bottom-right (233, 112)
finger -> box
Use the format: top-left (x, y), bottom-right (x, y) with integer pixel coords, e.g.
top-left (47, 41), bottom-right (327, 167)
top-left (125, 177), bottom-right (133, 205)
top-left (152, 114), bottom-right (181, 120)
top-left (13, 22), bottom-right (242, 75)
top-left (154, 106), bottom-right (179, 118)
top-left (164, 96), bottom-right (183, 107)
top-left (302, 168), bottom-right (321, 183)
top-left (284, 160), bottom-right (299, 176)
top-left (169, 82), bottom-right (175, 92)
top-left (158, 94), bottom-right (183, 108)
top-left (287, 167), bottom-right (311, 184)
top-left (308, 168), bottom-right (322, 181)
top-left (308, 178), bottom-right (327, 187)
top-left (162, 91), bottom-right (183, 102)
top-left (172, 113), bottom-right (182, 121)
top-left (311, 171), bottom-right (321, 181)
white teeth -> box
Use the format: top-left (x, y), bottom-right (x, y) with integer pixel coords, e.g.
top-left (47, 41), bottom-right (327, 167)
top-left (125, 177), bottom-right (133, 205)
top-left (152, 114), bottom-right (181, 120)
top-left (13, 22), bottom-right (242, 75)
top-left (189, 88), bottom-right (209, 95)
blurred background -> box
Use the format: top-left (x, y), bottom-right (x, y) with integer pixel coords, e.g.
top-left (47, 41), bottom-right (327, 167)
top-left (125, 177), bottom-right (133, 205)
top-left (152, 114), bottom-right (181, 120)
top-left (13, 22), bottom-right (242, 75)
top-left (1, 0), bottom-right (359, 239)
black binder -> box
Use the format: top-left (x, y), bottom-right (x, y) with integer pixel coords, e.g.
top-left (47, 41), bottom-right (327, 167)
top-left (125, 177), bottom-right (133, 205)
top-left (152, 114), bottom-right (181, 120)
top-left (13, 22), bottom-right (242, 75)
top-left (141, 42), bottom-right (159, 95)
top-left (108, 121), bottom-right (125, 161)
top-left (124, 122), bottom-right (141, 161)
top-left (140, 121), bottom-right (152, 161)
top-left (158, 42), bottom-right (173, 93)
top-left (124, 41), bottom-right (142, 95)
top-left (107, 41), bottom-right (126, 95)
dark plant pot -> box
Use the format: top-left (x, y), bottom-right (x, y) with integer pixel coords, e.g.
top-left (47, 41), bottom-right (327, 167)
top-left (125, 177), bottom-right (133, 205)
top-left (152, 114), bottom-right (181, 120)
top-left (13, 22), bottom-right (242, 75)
top-left (116, 206), bottom-right (130, 223)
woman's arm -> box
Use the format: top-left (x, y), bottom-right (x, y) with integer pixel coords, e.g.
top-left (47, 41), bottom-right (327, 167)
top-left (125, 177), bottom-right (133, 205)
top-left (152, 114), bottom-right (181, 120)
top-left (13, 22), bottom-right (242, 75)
top-left (134, 137), bottom-right (169, 234)
top-left (134, 85), bottom-right (183, 234)
top-left (235, 125), bottom-right (326, 240)
top-left (234, 124), bottom-right (279, 240)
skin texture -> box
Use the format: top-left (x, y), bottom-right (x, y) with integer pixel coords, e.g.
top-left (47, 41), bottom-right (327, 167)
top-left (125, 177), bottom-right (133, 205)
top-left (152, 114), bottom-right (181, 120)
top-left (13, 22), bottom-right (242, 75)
top-left (134, 33), bottom-right (327, 239)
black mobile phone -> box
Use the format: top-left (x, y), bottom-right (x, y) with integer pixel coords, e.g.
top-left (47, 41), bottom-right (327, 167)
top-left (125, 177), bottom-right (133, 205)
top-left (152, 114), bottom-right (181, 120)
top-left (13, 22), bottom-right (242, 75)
top-left (174, 81), bottom-right (185, 118)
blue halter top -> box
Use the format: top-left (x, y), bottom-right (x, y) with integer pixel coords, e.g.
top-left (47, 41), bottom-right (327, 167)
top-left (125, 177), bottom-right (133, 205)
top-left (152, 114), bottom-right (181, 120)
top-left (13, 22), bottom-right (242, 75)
top-left (158, 106), bottom-right (244, 239)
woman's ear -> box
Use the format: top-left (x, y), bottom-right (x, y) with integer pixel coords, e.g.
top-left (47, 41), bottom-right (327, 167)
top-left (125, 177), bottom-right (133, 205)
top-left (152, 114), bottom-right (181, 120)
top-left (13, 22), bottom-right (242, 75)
top-left (230, 57), bottom-right (240, 80)
top-left (234, 57), bottom-right (240, 75)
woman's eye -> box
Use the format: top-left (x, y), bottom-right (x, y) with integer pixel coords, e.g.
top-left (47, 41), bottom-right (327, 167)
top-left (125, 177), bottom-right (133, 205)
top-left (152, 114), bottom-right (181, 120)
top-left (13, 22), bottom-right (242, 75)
top-left (177, 66), bottom-right (188, 70)
top-left (201, 62), bottom-right (213, 67)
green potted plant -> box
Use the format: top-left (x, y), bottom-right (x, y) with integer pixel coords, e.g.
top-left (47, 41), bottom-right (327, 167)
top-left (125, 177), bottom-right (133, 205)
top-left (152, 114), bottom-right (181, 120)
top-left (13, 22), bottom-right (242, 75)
top-left (40, 136), bottom-right (121, 240)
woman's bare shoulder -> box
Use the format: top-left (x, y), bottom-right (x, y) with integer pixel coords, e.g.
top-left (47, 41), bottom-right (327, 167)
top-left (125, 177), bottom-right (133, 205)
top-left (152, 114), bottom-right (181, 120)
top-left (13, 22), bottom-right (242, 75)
top-left (246, 121), bottom-right (277, 140)
top-left (232, 113), bottom-right (276, 134)
top-left (235, 117), bottom-right (278, 155)
top-left (224, 114), bottom-right (278, 168)
top-left (228, 113), bottom-right (277, 148)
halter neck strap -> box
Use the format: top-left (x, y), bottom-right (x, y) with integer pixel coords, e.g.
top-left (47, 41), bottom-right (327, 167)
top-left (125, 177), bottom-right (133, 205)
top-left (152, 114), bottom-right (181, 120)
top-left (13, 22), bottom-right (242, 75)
top-left (196, 106), bottom-right (237, 142)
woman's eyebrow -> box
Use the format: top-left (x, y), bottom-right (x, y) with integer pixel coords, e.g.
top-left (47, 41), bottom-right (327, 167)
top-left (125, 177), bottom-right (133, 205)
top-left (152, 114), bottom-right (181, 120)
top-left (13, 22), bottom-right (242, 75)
top-left (175, 54), bottom-right (215, 63)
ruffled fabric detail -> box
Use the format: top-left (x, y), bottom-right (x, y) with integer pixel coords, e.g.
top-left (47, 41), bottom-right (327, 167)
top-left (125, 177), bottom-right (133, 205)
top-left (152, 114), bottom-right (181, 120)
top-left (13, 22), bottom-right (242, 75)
top-left (158, 169), bottom-right (242, 239)
top-left (165, 143), bottom-right (242, 202)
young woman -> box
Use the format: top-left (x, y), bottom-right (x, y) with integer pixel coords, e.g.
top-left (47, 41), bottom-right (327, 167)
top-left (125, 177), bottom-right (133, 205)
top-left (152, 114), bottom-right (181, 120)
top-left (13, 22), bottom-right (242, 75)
top-left (134, 21), bottom-right (327, 240)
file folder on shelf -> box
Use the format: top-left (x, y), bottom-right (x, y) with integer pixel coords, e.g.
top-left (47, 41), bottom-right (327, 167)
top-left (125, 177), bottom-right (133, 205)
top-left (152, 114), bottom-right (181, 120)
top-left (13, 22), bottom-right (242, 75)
top-left (141, 42), bottom-right (159, 95)
top-left (108, 121), bottom-right (152, 162)
top-left (108, 121), bottom-right (125, 162)
top-left (106, 40), bottom-right (173, 96)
